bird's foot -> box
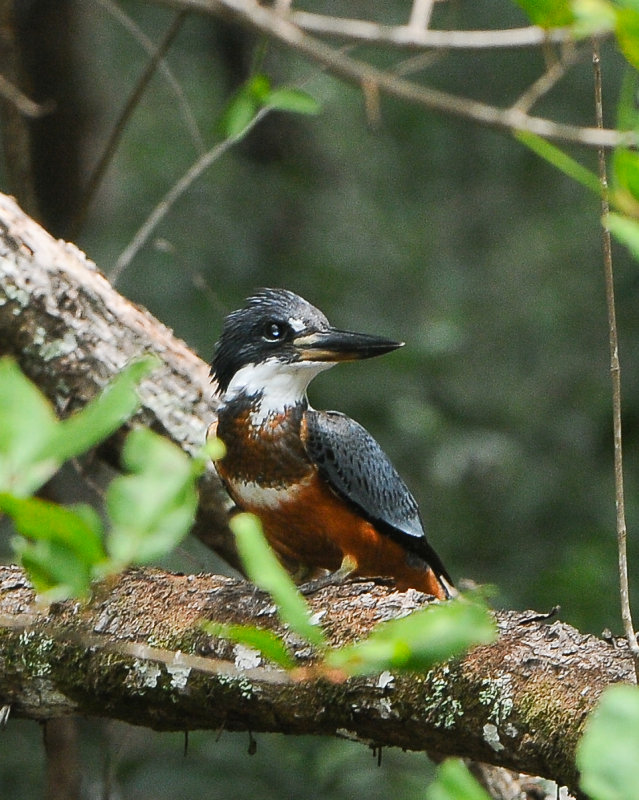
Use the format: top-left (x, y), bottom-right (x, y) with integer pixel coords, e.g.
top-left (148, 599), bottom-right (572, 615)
top-left (298, 556), bottom-right (357, 596)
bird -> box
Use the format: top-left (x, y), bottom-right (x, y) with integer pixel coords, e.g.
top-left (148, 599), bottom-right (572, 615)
top-left (209, 288), bottom-right (454, 600)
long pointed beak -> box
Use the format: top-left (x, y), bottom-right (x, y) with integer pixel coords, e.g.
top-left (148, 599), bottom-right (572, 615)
top-left (294, 328), bottom-right (404, 362)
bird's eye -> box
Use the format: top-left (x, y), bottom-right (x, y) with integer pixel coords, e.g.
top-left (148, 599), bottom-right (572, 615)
top-left (262, 321), bottom-right (288, 342)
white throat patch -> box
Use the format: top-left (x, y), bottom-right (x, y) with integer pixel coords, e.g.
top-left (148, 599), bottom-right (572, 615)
top-left (224, 357), bottom-right (334, 420)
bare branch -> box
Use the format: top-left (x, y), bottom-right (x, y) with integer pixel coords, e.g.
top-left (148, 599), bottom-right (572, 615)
top-left (512, 42), bottom-right (581, 114)
top-left (0, 73), bottom-right (54, 118)
top-left (408, 0), bottom-right (435, 32)
top-left (592, 41), bottom-right (639, 678)
top-left (149, 0), bottom-right (635, 149)
top-left (285, 13), bottom-right (571, 50)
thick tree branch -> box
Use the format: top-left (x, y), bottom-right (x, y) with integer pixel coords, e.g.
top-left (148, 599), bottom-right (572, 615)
top-left (0, 564), bottom-right (633, 796)
top-left (0, 191), bottom-right (238, 570)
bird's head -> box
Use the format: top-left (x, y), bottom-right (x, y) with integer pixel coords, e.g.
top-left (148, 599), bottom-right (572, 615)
top-left (211, 288), bottom-right (402, 406)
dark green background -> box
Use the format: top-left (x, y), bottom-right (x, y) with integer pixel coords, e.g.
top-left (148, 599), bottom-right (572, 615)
top-left (1, 0), bottom-right (635, 796)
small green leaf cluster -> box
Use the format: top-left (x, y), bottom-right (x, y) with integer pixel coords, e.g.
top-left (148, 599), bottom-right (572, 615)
top-left (0, 357), bottom-right (201, 601)
top-left (218, 74), bottom-right (320, 139)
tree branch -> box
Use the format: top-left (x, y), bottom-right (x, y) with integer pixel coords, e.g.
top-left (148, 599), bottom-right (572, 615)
top-left (287, 14), bottom-right (571, 50)
top-left (0, 191), bottom-right (238, 570)
top-left (0, 563), bottom-right (632, 795)
top-left (149, 0), bottom-right (632, 149)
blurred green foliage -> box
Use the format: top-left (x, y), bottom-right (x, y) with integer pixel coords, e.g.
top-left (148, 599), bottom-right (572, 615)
top-left (426, 759), bottom-right (492, 800)
top-left (2, 0), bottom-right (639, 796)
top-left (577, 684), bottom-right (639, 800)
top-left (0, 357), bottom-right (201, 600)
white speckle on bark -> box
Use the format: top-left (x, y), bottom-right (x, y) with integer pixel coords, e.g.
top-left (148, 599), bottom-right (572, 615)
top-left (234, 643), bottom-right (262, 670)
top-left (166, 652), bottom-right (192, 689)
top-left (483, 722), bottom-right (504, 752)
top-left (377, 671), bottom-right (395, 689)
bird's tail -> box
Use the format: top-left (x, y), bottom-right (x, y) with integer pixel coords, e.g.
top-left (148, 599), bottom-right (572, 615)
top-left (437, 573), bottom-right (458, 599)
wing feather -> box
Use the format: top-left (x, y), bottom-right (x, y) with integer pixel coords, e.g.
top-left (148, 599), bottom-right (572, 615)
top-left (303, 409), bottom-right (452, 585)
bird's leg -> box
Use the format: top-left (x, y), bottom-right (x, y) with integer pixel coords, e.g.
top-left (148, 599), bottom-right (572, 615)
top-left (298, 555), bottom-right (358, 595)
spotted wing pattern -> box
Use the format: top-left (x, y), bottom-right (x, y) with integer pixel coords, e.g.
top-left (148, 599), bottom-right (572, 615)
top-left (303, 409), bottom-right (452, 585)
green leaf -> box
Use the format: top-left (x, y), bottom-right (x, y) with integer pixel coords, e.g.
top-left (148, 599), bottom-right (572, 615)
top-left (203, 621), bottom-right (295, 669)
top-left (605, 211), bottom-right (639, 259)
top-left (426, 759), bottom-right (493, 800)
top-left (218, 88), bottom-right (260, 139)
top-left (0, 356), bottom-right (156, 496)
top-left (47, 356), bottom-right (157, 463)
top-left (613, 149), bottom-right (639, 205)
top-left (513, 0), bottom-right (574, 27)
top-left (516, 132), bottom-right (601, 194)
top-left (577, 684), bottom-right (639, 800)
top-left (617, 8), bottom-right (639, 71)
top-left (0, 357), bottom-right (59, 494)
top-left (616, 68), bottom-right (639, 133)
top-left (106, 428), bottom-right (198, 565)
top-left (571, 0), bottom-right (617, 39)
top-left (2, 493), bottom-right (107, 600)
top-left (230, 513), bottom-right (327, 648)
top-left (265, 88), bottom-right (321, 116)
top-left (204, 436), bottom-right (226, 462)
top-left (247, 74), bottom-right (272, 102)
top-left (326, 596), bottom-right (496, 675)
top-left (14, 537), bottom-right (93, 600)
top-left (0, 493), bottom-right (106, 565)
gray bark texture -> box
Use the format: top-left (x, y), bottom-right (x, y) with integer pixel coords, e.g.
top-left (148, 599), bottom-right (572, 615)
top-left (0, 192), bottom-right (237, 569)
top-left (0, 192), bottom-right (633, 797)
top-left (0, 564), bottom-right (633, 797)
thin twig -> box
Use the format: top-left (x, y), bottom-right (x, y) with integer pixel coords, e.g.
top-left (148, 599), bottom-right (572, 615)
top-left (512, 42), bottom-right (580, 115)
top-left (70, 11), bottom-right (188, 237)
top-left (97, 0), bottom-right (205, 155)
top-left (392, 49), bottom-right (444, 78)
top-left (408, 0), bottom-right (435, 32)
top-left (111, 108), bottom-right (270, 283)
top-left (273, 0), bottom-right (293, 13)
top-left (592, 39), bottom-right (639, 679)
top-left (0, 73), bottom-right (54, 118)
top-left (153, 0), bottom-right (636, 149)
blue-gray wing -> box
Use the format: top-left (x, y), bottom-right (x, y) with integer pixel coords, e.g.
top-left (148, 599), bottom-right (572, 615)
top-left (303, 409), bottom-right (452, 584)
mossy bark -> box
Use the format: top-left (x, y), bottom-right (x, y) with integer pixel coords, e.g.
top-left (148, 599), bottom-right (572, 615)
top-left (0, 565), bottom-right (633, 795)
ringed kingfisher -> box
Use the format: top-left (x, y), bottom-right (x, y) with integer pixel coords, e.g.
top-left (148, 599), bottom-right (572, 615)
top-left (209, 288), bottom-right (454, 600)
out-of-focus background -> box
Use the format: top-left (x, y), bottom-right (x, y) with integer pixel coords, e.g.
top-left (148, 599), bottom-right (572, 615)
top-left (1, 1), bottom-right (636, 797)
